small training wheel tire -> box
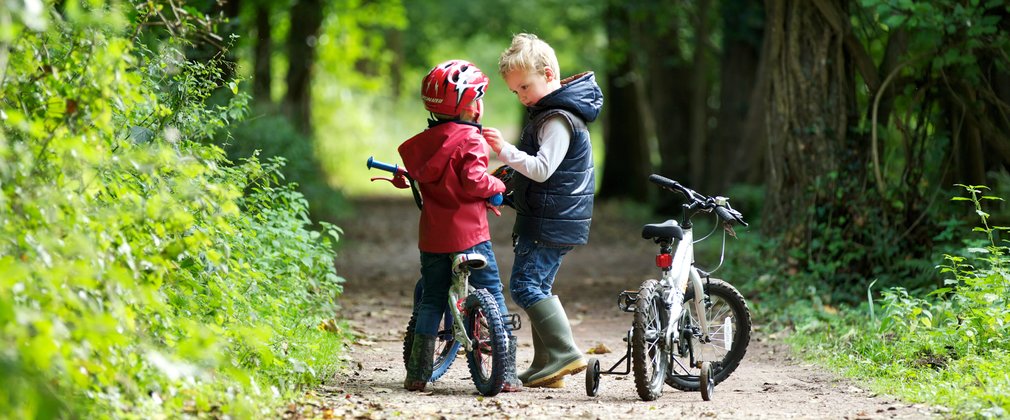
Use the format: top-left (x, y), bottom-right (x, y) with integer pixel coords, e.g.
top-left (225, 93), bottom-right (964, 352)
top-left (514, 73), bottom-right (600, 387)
top-left (700, 361), bottom-right (714, 401)
top-left (586, 358), bottom-right (601, 396)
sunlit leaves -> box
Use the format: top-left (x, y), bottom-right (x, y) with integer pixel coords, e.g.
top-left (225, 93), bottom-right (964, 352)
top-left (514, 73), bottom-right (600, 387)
top-left (1, 1), bottom-right (347, 417)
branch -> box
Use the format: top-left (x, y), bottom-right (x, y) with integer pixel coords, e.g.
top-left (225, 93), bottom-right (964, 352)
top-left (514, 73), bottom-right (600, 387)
top-left (871, 61), bottom-right (910, 195)
top-left (810, 0), bottom-right (880, 91)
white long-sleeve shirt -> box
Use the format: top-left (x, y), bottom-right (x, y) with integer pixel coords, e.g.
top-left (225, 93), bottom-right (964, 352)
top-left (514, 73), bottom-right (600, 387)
top-left (496, 116), bottom-right (571, 183)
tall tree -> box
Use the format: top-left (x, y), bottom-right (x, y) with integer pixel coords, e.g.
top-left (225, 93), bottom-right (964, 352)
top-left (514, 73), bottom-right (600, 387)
top-left (252, 1), bottom-right (273, 104)
top-left (637, 1), bottom-right (695, 212)
top-left (688, 0), bottom-right (713, 188)
top-left (285, 0), bottom-right (325, 135)
top-left (599, 0), bottom-right (651, 201)
top-left (762, 0), bottom-right (858, 246)
top-left (708, 0), bottom-right (765, 192)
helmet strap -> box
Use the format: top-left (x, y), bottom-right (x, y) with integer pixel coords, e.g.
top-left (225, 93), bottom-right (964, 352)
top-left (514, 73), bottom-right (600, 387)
top-left (427, 117), bottom-right (482, 131)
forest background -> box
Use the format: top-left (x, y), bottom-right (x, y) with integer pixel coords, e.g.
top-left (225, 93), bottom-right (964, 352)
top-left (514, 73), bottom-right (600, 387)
top-left (1, 0), bottom-right (1009, 417)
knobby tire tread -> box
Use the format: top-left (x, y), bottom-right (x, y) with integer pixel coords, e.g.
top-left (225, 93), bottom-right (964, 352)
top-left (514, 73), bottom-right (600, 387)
top-left (463, 288), bottom-right (507, 396)
top-left (632, 279), bottom-right (666, 401)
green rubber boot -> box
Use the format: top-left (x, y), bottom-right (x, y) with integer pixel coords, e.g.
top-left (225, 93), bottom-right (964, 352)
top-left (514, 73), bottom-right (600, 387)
top-left (517, 321), bottom-right (566, 388)
top-left (523, 296), bottom-right (586, 388)
top-left (518, 320), bottom-right (545, 383)
top-left (403, 333), bottom-right (435, 391)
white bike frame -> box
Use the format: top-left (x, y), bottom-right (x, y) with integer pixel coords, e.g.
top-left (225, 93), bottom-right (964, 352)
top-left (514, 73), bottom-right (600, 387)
top-left (448, 253), bottom-right (486, 352)
top-left (658, 222), bottom-right (711, 366)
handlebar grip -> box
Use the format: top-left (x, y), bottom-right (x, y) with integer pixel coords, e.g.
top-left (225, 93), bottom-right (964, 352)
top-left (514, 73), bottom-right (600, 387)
top-left (367, 156), bottom-right (400, 174)
top-left (715, 205), bottom-right (749, 227)
top-left (648, 174), bottom-right (680, 190)
top-left (488, 193), bottom-right (503, 206)
top-left (715, 206), bottom-right (734, 223)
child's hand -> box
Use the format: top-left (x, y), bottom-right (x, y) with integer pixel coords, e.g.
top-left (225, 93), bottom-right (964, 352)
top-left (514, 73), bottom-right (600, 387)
top-left (483, 127), bottom-right (505, 155)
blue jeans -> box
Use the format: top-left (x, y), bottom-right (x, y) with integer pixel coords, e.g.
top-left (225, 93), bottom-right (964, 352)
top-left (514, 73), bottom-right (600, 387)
top-left (509, 237), bottom-right (573, 309)
top-left (415, 240), bottom-right (508, 336)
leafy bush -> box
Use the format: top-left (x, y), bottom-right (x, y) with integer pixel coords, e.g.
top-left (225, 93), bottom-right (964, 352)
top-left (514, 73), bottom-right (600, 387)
top-left (784, 185), bottom-right (1010, 417)
top-left (888, 185), bottom-right (1010, 353)
top-left (1, 3), bottom-right (347, 417)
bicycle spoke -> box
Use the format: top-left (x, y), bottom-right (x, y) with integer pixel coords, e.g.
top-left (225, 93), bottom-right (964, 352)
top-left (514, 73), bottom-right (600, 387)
top-left (667, 279), bottom-right (750, 392)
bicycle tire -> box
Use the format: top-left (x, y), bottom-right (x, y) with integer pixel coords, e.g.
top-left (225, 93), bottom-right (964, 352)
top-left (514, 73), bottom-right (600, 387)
top-left (632, 279), bottom-right (668, 401)
top-left (667, 278), bottom-right (751, 391)
top-left (463, 288), bottom-right (507, 396)
top-left (403, 280), bottom-right (459, 382)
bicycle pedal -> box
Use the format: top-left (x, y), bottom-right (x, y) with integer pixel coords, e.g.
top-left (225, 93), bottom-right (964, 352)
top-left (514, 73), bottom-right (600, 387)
top-left (618, 290), bottom-right (639, 313)
top-left (505, 313), bottom-right (522, 331)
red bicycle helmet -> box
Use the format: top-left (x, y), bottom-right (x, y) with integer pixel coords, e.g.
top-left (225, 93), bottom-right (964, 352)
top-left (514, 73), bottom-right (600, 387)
top-left (421, 60), bottom-right (489, 117)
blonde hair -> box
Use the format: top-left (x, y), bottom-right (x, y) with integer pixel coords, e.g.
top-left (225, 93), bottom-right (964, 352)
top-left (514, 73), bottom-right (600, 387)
top-left (498, 33), bottom-right (560, 78)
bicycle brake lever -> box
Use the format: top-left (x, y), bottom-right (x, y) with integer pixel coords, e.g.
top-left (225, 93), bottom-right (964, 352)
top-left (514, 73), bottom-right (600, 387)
top-left (369, 174), bottom-right (411, 189)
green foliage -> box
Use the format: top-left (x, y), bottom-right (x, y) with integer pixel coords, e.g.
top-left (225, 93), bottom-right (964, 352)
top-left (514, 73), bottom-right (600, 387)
top-left (224, 111), bottom-right (349, 219)
top-left (766, 170), bottom-right (950, 305)
top-left (862, 0), bottom-right (1009, 82)
top-left (1, 2), bottom-right (347, 417)
top-left (782, 185), bottom-right (1010, 417)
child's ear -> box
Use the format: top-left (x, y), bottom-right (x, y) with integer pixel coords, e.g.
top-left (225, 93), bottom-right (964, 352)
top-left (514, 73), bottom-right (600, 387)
top-left (544, 66), bottom-right (554, 82)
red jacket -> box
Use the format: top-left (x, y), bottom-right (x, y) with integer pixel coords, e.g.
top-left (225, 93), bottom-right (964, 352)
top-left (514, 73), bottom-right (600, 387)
top-left (398, 121), bottom-right (506, 253)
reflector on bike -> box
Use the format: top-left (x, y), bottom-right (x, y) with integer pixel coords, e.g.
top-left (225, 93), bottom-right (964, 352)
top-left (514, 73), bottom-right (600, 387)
top-left (655, 253), bottom-right (673, 269)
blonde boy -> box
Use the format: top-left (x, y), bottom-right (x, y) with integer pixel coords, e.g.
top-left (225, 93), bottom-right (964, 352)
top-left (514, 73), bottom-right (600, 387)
top-left (483, 33), bottom-right (603, 388)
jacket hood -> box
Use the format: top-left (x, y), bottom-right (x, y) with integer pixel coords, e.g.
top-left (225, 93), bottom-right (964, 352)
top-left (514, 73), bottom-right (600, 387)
top-left (529, 71), bottom-right (603, 123)
top-left (398, 121), bottom-right (480, 183)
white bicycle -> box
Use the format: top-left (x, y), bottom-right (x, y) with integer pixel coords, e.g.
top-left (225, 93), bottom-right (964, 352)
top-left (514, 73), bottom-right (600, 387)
top-left (586, 174), bottom-right (752, 401)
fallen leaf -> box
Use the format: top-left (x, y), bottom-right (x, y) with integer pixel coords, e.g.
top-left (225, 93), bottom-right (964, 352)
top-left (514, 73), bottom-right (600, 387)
top-left (586, 342), bottom-right (611, 354)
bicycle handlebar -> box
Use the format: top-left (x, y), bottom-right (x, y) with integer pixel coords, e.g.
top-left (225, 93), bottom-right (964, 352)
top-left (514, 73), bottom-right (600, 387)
top-left (648, 174), bottom-right (748, 227)
top-left (367, 156), bottom-right (503, 206)
top-left (367, 156), bottom-right (406, 176)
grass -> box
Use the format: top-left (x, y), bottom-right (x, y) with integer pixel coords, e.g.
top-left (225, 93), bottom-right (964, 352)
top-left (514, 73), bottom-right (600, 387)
top-left (786, 310), bottom-right (1009, 418)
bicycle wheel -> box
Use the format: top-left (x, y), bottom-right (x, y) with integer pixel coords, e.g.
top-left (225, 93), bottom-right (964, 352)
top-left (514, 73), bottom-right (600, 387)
top-left (403, 280), bottom-right (460, 382)
top-left (463, 288), bottom-right (507, 396)
top-left (632, 279), bottom-right (668, 401)
top-left (667, 278), bottom-right (751, 391)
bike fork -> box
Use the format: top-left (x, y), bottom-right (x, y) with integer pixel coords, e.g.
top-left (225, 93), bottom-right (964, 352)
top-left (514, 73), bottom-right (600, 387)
top-left (689, 269), bottom-right (711, 344)
top-left (450, 272), bottom-right (473, 351)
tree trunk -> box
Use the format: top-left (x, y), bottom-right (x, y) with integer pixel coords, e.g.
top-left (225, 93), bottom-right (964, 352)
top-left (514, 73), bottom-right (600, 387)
top-left (642, 1), bottom-right (692, 211)
top-left (708, 0), bottom-right (764, 192)
top-left (599, 1), bottom-right (651, 202)
top-left (253, 4), bottom-right (272, 104)
top-left (285, 0), bottom-right (325, 136)
top-left (689, 0), bottom-right (712, 189)
top-left (763, 0), bottom-right (856, 245)
top-left (387, 29), bottom-right (404, 100)
top-left (870, 29), bottom-right (908, 128)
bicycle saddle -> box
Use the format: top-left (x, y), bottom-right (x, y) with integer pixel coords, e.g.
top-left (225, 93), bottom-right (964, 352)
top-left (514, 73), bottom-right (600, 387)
top-left (641, 219), bottom-right (684, 241)
top-left (452, 253), bottom-right (488, 272)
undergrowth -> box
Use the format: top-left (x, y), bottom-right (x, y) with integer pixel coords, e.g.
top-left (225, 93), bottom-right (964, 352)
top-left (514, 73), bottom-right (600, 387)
top-left (1, 3), bottom-right (350, 417)
top-left (777, 185), bottom-right (1010, 418)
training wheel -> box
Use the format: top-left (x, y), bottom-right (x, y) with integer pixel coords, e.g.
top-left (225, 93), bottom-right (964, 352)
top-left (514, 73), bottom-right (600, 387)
top-left (700, 361), bottom-right (714, 401)
top-left (585, 358), bottom-right (601, 396)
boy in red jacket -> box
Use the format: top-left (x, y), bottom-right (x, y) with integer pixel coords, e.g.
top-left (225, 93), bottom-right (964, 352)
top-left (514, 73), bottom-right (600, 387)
top-left (398, 60), bottom-right (520, 392)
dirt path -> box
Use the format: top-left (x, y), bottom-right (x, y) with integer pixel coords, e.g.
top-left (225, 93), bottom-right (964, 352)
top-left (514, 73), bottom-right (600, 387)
top-left (305, 198), bottom-right (939, 419)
